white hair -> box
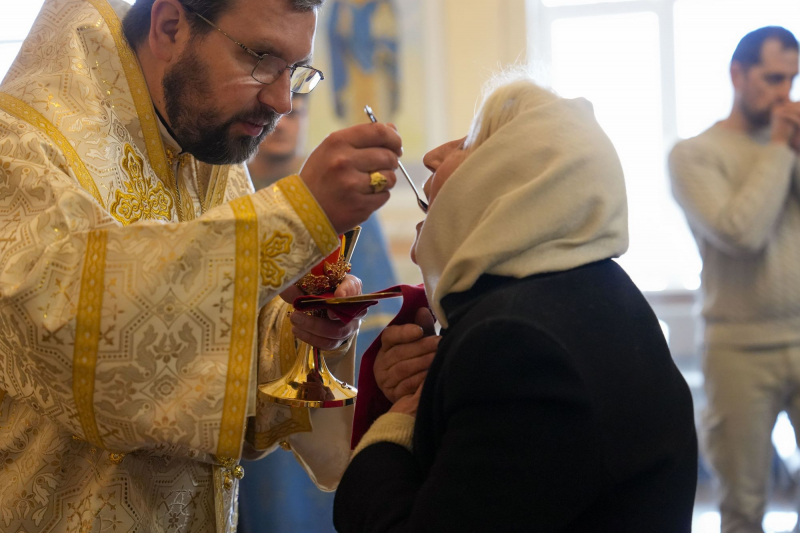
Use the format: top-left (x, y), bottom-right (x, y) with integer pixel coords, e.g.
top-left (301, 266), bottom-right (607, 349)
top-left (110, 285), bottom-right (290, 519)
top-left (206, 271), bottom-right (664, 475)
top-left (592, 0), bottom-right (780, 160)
top-left (466, 68), bottom-right (558, 151)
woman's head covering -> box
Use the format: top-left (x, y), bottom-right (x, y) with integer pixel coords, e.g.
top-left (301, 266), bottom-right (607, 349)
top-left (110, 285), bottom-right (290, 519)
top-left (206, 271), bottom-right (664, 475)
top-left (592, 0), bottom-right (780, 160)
top-left (415, 79), bottom-right (629, 328)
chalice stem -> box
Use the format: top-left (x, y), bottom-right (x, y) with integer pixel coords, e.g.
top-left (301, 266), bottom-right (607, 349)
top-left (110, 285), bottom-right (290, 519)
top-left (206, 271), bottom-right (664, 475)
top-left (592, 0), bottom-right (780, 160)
top-left (258, 339), bottom-right (358, 408)
top-left (258, 227), bottom-right (362, 408)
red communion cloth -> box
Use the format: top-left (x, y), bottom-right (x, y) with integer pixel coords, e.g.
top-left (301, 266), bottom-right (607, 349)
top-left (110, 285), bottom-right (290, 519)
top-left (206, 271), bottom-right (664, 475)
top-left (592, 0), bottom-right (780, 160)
top-left (349, 284), bottom-right (429, 449)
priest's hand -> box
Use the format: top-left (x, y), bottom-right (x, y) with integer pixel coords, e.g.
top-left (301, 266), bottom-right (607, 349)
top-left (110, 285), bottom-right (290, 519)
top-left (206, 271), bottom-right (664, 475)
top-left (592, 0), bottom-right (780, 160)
top-left (300, 123), bottom-right (401, 234)
top-left (285, 274), bottom-right (366, 351)
top-left (375, 308), bottom-right (439, 404)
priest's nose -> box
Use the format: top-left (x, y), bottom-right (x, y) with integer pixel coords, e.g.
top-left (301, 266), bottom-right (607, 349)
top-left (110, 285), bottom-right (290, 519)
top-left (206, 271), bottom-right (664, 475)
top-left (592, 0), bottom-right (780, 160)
top-left (258, 71), bottom-right (292, 116)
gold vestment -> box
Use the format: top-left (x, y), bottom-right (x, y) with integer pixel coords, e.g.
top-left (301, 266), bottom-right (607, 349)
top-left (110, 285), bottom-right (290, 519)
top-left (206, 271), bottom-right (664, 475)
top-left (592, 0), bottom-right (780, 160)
top-left (0, 0), bottom-right (355, 531)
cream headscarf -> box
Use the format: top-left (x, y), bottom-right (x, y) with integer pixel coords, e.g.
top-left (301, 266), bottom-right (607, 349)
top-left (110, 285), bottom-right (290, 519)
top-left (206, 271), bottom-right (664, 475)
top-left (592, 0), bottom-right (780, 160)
top-left (415, 80), bottom-right (629, 328)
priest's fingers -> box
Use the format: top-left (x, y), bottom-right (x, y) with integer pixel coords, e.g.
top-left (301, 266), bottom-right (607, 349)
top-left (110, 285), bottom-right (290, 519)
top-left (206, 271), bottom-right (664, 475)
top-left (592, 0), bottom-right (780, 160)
top-left (300, 124), bottom-right (403, 233)
top-left (327, 276), bottom-right (366, 320)
top-left (334, 275), bottom-right (363, 298)
top-left (290, 312), bottom-right (359, 351)
top-left (291, 328), bottom-right (354, 352)
top-left (349, 148), bottom-right (399, 176)
top-left (329, 308), bottom-right (369, 321)
top-left (343, 123), bottom-right (403, 156)
top-left (327, 307), bottom-right (369, 321)
top-left (291, 311), bottom-right (356, 339)
top-left (280, 285), bottom-right (303, 305)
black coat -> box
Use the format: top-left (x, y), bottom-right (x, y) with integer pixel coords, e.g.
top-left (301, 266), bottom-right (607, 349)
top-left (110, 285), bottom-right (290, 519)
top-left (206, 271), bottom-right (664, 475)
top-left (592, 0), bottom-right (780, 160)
top-left (334, 260), bottom-right (697, 532)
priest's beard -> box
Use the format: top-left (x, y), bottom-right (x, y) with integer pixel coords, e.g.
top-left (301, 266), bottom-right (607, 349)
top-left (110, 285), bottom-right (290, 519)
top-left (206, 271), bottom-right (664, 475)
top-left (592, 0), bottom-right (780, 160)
top-left (162, 48), bottom-right (281, 165)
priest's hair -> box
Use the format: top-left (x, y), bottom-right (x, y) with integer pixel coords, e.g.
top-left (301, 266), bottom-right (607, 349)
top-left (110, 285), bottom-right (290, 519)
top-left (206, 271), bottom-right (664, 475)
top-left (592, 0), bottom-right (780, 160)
top-left (123, 0), bottom-right (325, 48)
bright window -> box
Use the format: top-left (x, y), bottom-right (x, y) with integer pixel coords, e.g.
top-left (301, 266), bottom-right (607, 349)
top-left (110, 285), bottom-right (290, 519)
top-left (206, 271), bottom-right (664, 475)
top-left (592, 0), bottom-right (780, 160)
top-left (0, 1), bottom-right (136, 82)
top-left (529, 0), bottom-right (799, 291)
top-left (550, 12), bottom-right (684, 291)
top-left (0, 3), bottom-right (45, 82)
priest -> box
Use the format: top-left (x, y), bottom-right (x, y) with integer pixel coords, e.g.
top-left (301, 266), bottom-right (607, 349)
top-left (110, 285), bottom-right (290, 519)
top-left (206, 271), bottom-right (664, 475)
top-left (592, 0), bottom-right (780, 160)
top-left (0, 0), bottom-right (401, 531)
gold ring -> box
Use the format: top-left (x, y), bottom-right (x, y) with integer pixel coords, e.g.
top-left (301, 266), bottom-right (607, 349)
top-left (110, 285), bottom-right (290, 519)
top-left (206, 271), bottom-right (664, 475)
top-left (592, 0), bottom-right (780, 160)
top-left (369, 172), bottom-right (388, 193)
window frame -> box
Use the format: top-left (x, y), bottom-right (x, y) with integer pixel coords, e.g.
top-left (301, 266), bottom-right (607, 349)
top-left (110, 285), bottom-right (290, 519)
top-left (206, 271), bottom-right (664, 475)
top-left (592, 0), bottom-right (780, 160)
top-left (528, 0), bottom-right (688, 292)
top-left (528, 0), bottom-right (680, 174)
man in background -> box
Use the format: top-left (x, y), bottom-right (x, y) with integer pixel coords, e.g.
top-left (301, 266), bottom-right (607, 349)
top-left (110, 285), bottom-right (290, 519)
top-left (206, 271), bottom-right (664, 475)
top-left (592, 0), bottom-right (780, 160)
top-left (248, 92), bottom-right (309, 189)
top-left (669, 26), bottom-right (800, 533)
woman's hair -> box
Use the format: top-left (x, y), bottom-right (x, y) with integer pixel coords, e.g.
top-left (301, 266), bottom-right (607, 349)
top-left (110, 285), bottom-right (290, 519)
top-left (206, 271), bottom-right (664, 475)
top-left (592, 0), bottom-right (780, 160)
top-left (466, 71), bottom-right (558, 151)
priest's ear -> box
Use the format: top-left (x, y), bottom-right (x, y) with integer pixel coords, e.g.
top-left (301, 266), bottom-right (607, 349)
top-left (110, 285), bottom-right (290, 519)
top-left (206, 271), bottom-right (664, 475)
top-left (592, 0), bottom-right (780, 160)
top-left (148, 0), bottom-right (192, 62)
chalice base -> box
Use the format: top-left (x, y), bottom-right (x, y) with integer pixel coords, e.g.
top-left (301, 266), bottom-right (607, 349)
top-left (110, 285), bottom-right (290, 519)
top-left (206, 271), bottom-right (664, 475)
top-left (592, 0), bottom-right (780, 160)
top-left (258, 342), bottom-right (358, 409)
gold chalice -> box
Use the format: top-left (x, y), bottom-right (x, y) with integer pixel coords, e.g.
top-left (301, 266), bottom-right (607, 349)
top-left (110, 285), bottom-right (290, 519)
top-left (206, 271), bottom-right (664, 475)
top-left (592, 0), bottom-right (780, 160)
top-left (259, 227), bottom-right (361, 408)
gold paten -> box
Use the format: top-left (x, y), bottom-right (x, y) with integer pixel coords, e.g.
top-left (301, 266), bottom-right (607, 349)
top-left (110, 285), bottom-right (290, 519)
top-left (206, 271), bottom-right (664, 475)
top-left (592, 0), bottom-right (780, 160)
top-left (298, 291), bottom-right (402, 307)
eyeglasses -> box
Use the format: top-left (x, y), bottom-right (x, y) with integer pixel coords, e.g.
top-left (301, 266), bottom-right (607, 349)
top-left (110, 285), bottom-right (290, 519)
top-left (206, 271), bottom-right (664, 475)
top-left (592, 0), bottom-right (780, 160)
top-left (183, 6), bottom-right (324, 94)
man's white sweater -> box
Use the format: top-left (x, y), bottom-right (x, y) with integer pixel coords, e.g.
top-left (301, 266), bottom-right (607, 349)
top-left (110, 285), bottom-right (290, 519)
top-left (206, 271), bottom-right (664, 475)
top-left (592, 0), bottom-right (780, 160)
top-left (669, 123), bottom-right (800, 347)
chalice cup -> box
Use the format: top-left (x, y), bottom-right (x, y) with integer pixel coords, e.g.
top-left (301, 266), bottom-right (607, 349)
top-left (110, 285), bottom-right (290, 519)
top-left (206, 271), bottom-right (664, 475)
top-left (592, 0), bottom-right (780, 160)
top-left (259, 227), bottom-right (361, 408)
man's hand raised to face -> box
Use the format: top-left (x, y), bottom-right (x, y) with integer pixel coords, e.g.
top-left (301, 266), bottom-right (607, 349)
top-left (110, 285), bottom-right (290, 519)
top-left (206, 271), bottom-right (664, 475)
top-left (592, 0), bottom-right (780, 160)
top-left (771, 102), bottom-right (800, 150)
top-left (300, 123), bottom-right (402, 234)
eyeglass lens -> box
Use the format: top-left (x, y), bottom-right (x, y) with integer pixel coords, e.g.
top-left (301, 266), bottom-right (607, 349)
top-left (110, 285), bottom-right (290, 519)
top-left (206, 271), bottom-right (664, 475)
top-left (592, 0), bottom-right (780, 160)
top-left (252, 58), bottom-right (321, 94)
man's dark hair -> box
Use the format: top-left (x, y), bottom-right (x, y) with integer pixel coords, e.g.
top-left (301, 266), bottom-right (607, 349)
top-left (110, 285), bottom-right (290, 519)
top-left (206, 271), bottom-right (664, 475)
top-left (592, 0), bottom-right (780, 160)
top-left (123, 0), bottom-right (324, 48)
top-left (731, 26), bottom-right (799, 70)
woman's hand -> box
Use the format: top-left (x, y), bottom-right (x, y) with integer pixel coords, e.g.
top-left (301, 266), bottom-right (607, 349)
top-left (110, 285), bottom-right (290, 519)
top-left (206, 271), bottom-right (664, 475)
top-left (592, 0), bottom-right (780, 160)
top-left (284, 274), bottom-right (366, 351)
top-left (375, 308), bottom-right (439, 403)
top-left (388, 382), bottom-right (424, 416)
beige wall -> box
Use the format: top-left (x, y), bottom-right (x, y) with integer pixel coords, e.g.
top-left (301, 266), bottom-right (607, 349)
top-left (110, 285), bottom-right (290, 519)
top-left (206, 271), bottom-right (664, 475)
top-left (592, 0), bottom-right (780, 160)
top-left (436, 0), bottom-right (529, 141)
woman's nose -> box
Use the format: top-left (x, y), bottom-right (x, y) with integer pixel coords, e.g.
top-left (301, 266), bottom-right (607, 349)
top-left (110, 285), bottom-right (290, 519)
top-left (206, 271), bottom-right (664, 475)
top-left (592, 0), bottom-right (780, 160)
top-left (422, 149), bottom-right (442, 173)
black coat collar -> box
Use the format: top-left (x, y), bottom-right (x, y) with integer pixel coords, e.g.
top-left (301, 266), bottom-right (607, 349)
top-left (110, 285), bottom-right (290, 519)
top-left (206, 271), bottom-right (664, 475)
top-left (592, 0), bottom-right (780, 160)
top-left (439, 260), bottom-right (613, 330)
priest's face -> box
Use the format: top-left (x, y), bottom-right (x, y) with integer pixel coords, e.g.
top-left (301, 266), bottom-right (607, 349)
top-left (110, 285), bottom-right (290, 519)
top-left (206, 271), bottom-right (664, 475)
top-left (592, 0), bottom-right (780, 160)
top-left (410, 137), bottom-right (469, 265)
top-left (163, 0), bottom-right (317, 165)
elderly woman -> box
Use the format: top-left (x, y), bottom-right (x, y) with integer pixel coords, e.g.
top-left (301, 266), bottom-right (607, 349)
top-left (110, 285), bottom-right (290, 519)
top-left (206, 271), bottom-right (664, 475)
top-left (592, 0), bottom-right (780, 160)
top-left (333, 77), bottom-right (697, 532)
